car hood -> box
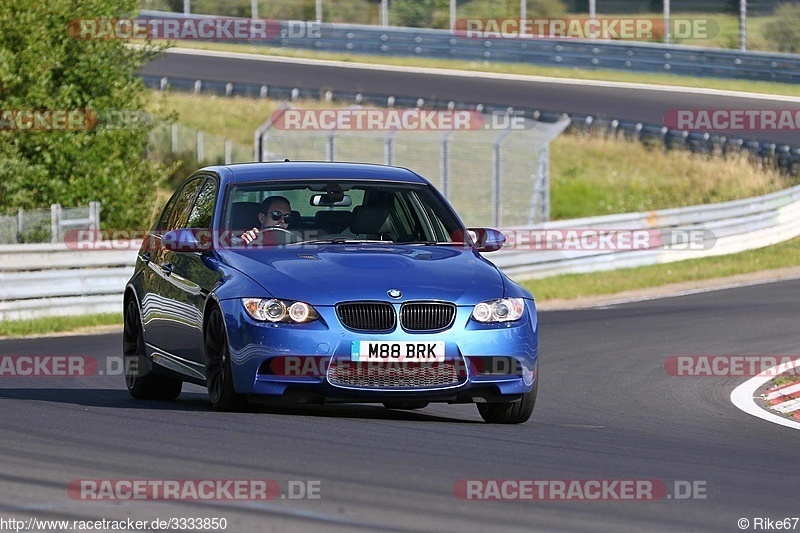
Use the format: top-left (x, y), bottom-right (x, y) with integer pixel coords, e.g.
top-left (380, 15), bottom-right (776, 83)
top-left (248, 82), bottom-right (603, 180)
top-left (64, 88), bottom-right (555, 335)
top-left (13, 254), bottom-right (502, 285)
top-left (219, 244), bottom-right (504, 305)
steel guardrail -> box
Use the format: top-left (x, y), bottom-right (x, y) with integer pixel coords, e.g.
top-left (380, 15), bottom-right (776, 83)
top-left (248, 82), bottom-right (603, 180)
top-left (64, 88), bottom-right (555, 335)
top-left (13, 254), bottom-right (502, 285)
top-left (138, 10), bottom-right (800, 83)
top-left (3, 181), bottom-right (800, 319)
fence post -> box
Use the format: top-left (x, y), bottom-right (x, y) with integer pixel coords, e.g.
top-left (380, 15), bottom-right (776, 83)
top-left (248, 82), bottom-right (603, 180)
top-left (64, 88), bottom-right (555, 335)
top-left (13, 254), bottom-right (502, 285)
top-left (492, 143), bottom-right (501, 227)
top-left (89, 201), bottom-right (101, 232)
top-left (326, 132), bottom-right (335, 162)
top-left (225, 138), bottom-right (232, 165)
top-left (16, 207), bottom-right (23, 243)
top-left (529, 145), bottom-right (550, 224)
top-left (171, 123), bottom-right (178, 154)
top-left (197, 130), bottom-right (204, 162)
top-left (440, 133), bottom-right (451, 200)
top-left (492, 130), bottom-right (512, 227)
top-left (50, 203), bottom-right (61, 243)
top-left (255, 132), bottom-right (263, 162)
top-left (384, 131), bottom-right (394, 166)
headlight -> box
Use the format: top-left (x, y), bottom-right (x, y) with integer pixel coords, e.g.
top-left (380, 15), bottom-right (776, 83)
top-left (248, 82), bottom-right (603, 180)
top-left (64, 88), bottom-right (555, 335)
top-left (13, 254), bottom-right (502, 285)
top-left (242, 298), bottom-right (319, 323)
top-left (471, 298), bottom-right (525, 323)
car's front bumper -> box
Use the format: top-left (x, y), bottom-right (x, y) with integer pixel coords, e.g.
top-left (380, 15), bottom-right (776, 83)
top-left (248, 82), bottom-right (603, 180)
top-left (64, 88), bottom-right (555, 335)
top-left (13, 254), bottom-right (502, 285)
top-left (218, 299), bottom-right (538, 403)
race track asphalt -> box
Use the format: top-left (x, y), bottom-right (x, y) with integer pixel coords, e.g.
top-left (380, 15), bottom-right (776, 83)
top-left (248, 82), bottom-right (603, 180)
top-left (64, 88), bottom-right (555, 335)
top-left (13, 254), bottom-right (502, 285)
top-left (1, 280), bottom-right (798, 531)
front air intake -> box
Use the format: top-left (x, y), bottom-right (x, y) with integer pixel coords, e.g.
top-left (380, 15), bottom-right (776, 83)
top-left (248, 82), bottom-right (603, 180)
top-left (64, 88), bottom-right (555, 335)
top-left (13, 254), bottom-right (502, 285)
top-left (336, 302), bottom-right (396, 331)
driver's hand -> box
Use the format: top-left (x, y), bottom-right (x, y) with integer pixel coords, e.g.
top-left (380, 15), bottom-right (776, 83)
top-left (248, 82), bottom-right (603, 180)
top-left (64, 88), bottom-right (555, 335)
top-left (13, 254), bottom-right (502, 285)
top-left (240, 227), bottom-right (259, 244)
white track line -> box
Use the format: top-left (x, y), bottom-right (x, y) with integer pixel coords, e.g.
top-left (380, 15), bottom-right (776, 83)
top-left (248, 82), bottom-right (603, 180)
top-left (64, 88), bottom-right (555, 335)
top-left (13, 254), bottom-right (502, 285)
top-left (730, 358), bottom-right (800, 431)
top-left (166, 47), bottom-right (800, 103)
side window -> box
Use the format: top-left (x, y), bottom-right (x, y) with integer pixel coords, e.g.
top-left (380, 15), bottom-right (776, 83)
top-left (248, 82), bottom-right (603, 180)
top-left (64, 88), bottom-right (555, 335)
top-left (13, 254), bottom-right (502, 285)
top-left (392, 194), bottom-right (416, 239)
top-left (156, 193), bottom-right (180, 232)
top-left (186, 179), bottom-right (217, 229)
top-left (162, 179), bottom-right (204, 232)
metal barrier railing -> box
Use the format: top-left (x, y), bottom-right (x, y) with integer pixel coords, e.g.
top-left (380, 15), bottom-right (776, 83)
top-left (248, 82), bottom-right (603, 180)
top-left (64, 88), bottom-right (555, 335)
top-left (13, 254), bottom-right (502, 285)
top-left (0, 203), bottom-right (101, 245)
top-left (4, 180), bottom-right (799, 319)
top-left (139, 10), bottom-right (800, 84)
top-left (492, 181), bottom-right (800, 278)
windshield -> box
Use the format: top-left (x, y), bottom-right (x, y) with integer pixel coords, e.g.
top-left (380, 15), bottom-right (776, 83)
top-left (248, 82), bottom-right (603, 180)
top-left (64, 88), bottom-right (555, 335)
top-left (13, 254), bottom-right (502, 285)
top-left (223, 180), bottom-right (467, 245)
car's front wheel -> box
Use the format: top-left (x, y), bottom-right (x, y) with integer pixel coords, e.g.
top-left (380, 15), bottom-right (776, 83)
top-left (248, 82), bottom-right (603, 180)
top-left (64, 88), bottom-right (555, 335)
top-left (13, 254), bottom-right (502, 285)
top-left (123, 298), bottom-right (182, 400)
top-left (204, 307), bottom-right (247, 412)
top-left (477, 377), bottom-right (537, 424)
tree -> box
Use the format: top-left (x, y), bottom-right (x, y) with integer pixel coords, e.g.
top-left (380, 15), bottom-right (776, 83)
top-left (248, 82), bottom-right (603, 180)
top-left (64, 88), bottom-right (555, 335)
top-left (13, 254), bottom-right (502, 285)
top-left (0, 0), bottom-right (167, 229)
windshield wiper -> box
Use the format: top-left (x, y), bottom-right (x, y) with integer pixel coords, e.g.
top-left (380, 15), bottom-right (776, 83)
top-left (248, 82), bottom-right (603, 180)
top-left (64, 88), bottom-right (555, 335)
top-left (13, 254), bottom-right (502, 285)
top-left (402, 241), bottom-right (467, 246)
top-left (289, 237), bottom-right (395, 245)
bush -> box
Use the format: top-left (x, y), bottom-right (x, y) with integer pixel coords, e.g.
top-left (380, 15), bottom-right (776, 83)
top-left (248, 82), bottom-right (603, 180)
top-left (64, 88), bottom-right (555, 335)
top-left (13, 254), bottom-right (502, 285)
top-left (390, 0), bottom-right (447, 28)
top-left (525, 0), bottom-right (568, 18)
top-left (764, 2), bottom-right (800, 53)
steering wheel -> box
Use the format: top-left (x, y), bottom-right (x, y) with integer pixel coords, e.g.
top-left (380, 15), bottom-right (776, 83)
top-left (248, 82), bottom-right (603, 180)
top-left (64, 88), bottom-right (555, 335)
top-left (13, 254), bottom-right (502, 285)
top-left (260, 226), bottom-right (302, 244)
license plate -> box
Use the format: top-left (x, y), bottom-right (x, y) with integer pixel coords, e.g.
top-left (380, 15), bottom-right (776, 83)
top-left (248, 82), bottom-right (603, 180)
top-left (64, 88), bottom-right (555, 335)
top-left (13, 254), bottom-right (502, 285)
top-left (351, 341), bottom-right (445, 362)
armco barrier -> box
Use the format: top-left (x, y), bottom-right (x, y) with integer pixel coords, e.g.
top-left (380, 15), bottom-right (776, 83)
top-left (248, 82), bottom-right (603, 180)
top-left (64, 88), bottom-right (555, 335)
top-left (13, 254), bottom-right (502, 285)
top-left (492, 181), bottom-right (800, 278)
top-left (3, 183), bottom-right (800, 320)
top-left (0, 244), bottom-right (138, 321)
top-left (138, 10), bottom-right (800, 83)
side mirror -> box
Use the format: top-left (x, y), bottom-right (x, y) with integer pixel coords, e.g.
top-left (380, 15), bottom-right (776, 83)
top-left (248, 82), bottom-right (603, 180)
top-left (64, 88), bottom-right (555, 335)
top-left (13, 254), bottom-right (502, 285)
top-left (162, 228), bottom-right (213, 252)
top-left (469, 228), bottom-right (506, 252)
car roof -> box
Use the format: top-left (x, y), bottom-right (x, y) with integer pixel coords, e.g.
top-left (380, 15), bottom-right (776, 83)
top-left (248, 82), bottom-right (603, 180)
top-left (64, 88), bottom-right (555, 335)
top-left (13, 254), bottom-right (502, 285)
top-left (201, 161), bottom-right (428, 185)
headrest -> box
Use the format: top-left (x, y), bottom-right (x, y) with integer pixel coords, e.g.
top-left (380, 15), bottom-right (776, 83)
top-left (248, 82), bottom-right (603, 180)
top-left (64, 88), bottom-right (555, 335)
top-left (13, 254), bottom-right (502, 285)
top-left (315, 210), bottom-right (353, 234)
top-left (351, 206), bottom-right (392, 235)
top-left (229, 202), bottom-right (262, 231)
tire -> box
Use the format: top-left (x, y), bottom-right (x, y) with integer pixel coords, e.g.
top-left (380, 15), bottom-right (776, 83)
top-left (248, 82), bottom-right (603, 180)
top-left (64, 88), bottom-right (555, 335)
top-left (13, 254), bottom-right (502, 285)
top-left (123, 298), bottom-right (182, 400)
top-left (382, 401), bottom-right (429, 410)
top-left (204, 307), bottom-right (247, 412)
top-left (477, 378), bottom-right (537, 424)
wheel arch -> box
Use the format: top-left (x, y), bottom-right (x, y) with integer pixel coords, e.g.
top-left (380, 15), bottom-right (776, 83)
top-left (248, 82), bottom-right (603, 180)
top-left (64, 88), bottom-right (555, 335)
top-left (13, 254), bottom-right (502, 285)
top-left (201, 293), bottom-right (225, 364)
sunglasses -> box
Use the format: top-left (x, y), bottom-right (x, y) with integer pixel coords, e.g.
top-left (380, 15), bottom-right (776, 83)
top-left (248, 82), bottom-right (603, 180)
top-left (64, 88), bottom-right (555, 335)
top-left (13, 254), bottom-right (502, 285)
top-left (269, 210), bottom-right (291, 222)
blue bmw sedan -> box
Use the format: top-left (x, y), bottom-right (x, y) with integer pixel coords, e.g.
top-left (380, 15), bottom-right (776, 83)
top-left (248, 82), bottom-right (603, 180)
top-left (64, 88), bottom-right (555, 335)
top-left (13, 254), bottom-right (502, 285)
top-left (124, 162), bottom-right (538, 423)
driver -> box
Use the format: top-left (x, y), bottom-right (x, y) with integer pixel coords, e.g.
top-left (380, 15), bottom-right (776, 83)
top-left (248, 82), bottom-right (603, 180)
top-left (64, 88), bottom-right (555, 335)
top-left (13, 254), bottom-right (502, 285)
top-left (239, 196), bottom-right (293, 244)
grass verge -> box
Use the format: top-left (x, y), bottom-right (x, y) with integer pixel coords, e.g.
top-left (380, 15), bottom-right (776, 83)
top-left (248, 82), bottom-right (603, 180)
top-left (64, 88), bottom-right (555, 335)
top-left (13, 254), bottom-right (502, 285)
top-left (549, 134), bottom-right (792, 218)
top-left (0, 313), bottom-right (122, 339)
top-left (773, 374), bottom-right (800, 388)
top-left (521, 235), bottom-right (800, 301)
top-left (146, 92), bottom-right (796, 220)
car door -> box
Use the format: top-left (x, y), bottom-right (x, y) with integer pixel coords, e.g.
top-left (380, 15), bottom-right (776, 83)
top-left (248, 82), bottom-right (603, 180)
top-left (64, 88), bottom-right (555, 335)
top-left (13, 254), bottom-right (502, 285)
top-left (158, 177), bottom-right (222, 366)
top-left (143, 177), bottom-right (205, 358)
